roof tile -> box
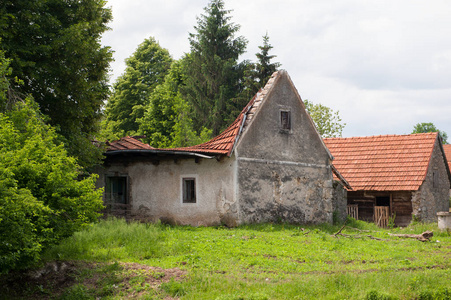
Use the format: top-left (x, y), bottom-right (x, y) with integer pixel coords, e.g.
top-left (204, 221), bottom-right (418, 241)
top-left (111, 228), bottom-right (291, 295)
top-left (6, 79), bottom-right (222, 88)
top-left (324, 132), bottom-right (438, 191)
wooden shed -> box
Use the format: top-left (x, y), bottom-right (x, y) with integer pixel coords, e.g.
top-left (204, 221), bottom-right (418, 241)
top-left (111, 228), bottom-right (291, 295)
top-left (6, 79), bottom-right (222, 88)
top-left (324, 133), bottom-right (451, 227)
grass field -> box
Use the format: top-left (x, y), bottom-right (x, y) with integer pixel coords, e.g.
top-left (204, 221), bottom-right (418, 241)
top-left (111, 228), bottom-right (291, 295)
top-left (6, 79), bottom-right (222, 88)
top-left (2, 217), bottom-right (451, 299)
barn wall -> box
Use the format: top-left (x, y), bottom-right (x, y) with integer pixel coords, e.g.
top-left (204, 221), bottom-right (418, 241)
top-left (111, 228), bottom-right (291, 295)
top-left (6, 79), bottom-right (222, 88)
top-left (332, 181), bottom-right (348, 223)
top-left (96, 156), bottom-right (238, 226)
top-left (412, 139), bottom-right (451, 221)
top-left (347, 191), bottom-right (413, 226)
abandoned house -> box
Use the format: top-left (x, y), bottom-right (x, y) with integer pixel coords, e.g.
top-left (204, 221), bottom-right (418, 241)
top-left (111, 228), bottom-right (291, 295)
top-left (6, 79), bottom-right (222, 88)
top-left (324, 133), bottom-right (451, 227)
top-left (95, 70), bottom-right (346, 226)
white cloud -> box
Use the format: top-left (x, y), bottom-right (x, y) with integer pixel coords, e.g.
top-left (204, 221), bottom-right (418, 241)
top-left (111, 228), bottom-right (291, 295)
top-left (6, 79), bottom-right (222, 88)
top-left (101, 0), bottom-right (451, 138)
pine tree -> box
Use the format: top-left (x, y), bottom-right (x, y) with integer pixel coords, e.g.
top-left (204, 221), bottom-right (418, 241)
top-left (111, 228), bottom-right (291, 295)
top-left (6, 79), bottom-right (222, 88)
top-left (255, 33), bottom-right (281, 86)
top-left (181, 0), bottom-right (247, 136)
top-left (104, 37), bottom-right (173, 138)
top-left (235, 33), bottom-right (281, 110)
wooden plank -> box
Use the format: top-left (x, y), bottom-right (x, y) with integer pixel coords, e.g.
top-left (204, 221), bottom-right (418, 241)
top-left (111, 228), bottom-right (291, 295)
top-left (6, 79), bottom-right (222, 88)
top-left (374, 206), bottom-right (390, 228)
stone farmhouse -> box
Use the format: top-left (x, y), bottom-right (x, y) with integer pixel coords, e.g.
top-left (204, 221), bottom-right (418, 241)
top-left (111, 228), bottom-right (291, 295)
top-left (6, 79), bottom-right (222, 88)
top-left (96, 70), bottom-right (347, 226)
top-left (324, 133), bottom-right (451, 227)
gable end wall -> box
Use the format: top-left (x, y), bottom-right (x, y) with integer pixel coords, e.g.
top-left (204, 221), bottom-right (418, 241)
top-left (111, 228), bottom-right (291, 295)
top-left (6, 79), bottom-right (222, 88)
top-left (235, 72), bottom-right (334, 224)
top-left (412, 138), bottom-right (451, 221)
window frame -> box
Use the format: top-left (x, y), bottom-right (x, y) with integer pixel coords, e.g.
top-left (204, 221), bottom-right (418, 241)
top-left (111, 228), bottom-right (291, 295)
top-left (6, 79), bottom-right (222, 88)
top-left (105, 175), bottom-right (129, 204)
top-left (181, 175), bottom-right (197, 204)
top-left (279, 109), bottom-right (292, 132)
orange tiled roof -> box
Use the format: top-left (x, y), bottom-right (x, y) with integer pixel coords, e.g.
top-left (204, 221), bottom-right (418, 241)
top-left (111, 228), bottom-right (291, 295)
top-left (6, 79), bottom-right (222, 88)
top-left (444, 144), bottom-right (451, 171)
top-left (324, 132), bottom-right (439, 191)
top-left (107, 136), bottom-right (155, 151)
top-left (106, 71), bottom-right (280, 156)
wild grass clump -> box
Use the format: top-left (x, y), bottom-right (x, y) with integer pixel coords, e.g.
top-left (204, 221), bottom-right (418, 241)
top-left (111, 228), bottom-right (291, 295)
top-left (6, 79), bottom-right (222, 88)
top-left (43, 217), bottom-right (181, 262)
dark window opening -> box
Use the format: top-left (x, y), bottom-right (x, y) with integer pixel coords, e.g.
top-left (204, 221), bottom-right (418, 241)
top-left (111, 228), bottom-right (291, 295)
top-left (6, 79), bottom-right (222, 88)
top-left (280, 110), bottom-right (291, 131)
top-left (183, 178), bottom-right (196, 203)
top-left (106, 176), bottom-right (127, 204)
top-left (376, 196), bottom-right (390, 207)
top-left (433, 171), bottom-right (438, 188)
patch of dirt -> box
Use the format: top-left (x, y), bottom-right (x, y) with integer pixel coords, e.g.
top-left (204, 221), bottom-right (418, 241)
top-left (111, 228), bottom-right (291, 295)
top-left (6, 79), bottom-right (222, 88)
top-left (0, 261), bottom-right (187, 299)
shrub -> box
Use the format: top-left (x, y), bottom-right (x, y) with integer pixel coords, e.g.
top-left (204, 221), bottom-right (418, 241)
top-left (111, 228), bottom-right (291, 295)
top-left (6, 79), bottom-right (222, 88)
top-left (0, 100), bottom-right (103, 272)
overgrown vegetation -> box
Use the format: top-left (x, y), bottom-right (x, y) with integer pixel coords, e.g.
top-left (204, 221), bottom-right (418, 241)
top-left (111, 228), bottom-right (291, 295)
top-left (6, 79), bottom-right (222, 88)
top-left (2, 218), bottom-right (450, 299)
top-left (0, 98), bottom-right (103, 272)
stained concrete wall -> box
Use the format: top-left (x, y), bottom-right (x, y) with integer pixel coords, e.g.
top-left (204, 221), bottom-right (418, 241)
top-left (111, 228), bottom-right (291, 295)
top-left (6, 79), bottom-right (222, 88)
top-left (412, 139), bottom-right (451, 222)
top-left (235, 71), bottom-right (334, 224)
top-left (332, 181), bottom-right (347, 223)
top-left (97, 156), bottom-right (238, 226)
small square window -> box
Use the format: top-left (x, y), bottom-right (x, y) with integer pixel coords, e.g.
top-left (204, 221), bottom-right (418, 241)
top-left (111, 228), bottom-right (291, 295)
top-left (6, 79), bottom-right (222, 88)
top-left (183, 178), bottom-right (196, 203)
top-left (280, 110), bottom-right (291, 131)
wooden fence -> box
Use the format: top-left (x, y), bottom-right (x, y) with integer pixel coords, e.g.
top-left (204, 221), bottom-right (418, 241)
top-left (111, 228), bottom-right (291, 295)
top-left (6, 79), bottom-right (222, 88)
top-left (374, 206), bottom-right (390, 228)
top-left (347, 204), bottom-right (359, 220)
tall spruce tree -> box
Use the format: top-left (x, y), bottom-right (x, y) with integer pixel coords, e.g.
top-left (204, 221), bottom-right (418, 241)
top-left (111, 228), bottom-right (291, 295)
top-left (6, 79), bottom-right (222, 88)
top-left (181, 0), bottom-right (247, 135)
top-left (238, 33), bottom-right (281, 103)
top-left (255, 33), bottom-right (281, 86)
top-left (104, 37), bottom-right (173, 138)
top-left (0, 0), bottom-right (113, 168)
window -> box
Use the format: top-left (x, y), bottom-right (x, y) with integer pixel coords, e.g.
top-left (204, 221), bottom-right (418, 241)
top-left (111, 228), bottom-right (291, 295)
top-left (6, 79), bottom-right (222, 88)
top-left (182, 178), bottom-right (196, 203)
top-left (433, 171), bottom-right (438, 188)
top-left (106, 176), bottom-right (127, 204)
top-left (280, 110), bottom-right (291, 131)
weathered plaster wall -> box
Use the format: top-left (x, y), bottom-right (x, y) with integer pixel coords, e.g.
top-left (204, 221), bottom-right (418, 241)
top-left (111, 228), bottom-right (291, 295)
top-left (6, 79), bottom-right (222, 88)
top-left (97, 156), bottom-right (238, 226)
top-left (235, 71), bottom-right (334, 224)
top-left (236, 160), bottom-right (333, 224)
top-left (412, 139), bottom-right (450, 222)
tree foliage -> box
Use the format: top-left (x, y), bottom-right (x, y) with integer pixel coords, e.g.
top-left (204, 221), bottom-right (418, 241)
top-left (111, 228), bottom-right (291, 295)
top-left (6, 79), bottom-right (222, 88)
top-left (104, 37), bottom-right (173, 138)
top-left (0, 99), bottom-right (103, 272)
top-left (138, 61), bottom-right (211, 148)
top-left (238, 33), bottom-right (281, 104)
top-left (412, 122), bottom-right (448, 144)
top-left (255, 33), bottom-right (281, 86)
top-left (0, 0), bottom-right (113, 168)
top-left (181, 0), bottom-right (248, 136)
top-left (304, 100), bottom-right (346, 138)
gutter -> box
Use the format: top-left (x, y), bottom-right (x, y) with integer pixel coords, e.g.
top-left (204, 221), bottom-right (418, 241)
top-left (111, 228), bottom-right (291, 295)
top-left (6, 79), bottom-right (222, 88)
top-left (105, 149), bottom-right (216, 159)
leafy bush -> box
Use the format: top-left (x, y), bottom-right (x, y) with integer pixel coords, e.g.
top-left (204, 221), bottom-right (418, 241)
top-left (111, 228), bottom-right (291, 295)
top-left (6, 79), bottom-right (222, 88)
top-left (0, 100), bottom-right (103, 272)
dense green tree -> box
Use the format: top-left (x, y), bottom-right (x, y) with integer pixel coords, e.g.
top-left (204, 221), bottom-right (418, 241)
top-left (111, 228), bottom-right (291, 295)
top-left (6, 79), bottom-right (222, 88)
top-left (0, 0), bottom-right (113, 168)
top-left (237, 33), bottom-right (281, 105)
top-left (412, 122), bottom-right (448, 144)
top-left (138, 60), bottom-right (211, 148)
top-left (181, 0), bottom-right (248, 135)
top-left (0, 98), bottom-right (103, 272)
top-left (104, 37), bottom-right (173, 138)
top-left (255, 33), bottom-right (281, 86)
top-left (0, 49), bottom-right (10, 109)
top-left (304, 100), bottom-right (346, 138)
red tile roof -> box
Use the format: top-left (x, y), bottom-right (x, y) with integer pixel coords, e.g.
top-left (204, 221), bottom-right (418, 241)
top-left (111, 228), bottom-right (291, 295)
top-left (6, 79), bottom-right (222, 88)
top-left (106, 71), bottom-right (280, 156)
top-left (444, 144), bottom-right (451, 171)
top-left (324, 132), bottom-right (439, 191)
top-left (106, 136), bottom-right (155, 151)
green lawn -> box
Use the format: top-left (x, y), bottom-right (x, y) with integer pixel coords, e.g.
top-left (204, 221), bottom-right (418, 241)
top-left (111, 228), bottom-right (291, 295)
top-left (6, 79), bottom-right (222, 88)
top-left (2, 218), bottom-right (451, 299)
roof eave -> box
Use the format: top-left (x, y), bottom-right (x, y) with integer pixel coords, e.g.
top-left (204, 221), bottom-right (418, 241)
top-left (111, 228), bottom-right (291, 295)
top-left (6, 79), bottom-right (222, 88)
top-left (105, 149), bottom-right (217, 159)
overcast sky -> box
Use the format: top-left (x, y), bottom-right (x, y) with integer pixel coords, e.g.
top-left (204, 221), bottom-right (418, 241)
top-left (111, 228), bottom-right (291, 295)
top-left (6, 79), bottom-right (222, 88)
top-left (101, 0), bottom-right (451, 138)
